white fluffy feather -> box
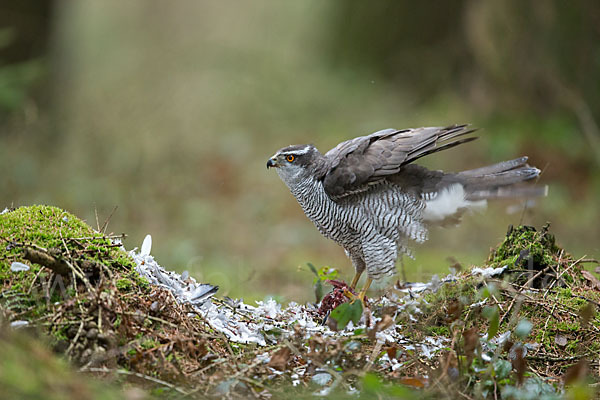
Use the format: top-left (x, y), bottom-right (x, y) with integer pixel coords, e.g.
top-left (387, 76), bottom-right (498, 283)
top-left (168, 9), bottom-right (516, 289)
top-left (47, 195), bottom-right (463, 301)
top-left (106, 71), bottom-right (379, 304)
top-left (423, 184), bottom-right (486, 222)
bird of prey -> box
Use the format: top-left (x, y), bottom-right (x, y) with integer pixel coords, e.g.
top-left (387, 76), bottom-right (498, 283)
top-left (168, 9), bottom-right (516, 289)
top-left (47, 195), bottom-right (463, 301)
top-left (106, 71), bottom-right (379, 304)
top-left (267, 125), bottom-right (545, 303)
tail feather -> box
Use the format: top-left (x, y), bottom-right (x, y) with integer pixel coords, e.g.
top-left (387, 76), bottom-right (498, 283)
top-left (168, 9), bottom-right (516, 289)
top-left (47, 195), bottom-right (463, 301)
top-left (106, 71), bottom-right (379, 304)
top-left (456, 157), bottom-right (546, 201)
top-left (458, 157), bottom-right (529, 177)
top-left (466, 185), bottom-right (548, 201)
top-left (461, 166), bottom-right (541, 188)
top-left (422, 156), bottom-right (547, 225)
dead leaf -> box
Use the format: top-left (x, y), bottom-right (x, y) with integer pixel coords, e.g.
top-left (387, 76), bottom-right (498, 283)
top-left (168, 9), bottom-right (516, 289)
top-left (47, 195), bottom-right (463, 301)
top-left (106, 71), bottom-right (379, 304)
top-left (563, 358), bottom-right (588, 385)
top-left (510, 345), bottom-right (526, 385)
top-left (368, 314), bottom-right (394, 340)
top-left (446, 299), bottom-right (463, 323)
top-left (579, 302), bottom-right (596, 327)
top-left (503, 339), bottom-right (514, 353)
top-left (581, 270), bottom-right (600, 290)
top-left (554, 334), bottom-right (568, 347)
top-left (400, 376), bottom-right (426, 388)
top-left (446, 256), bottom-right (462, 273)
top-left (385, 346), bottom-right (397, 360)
top-left (326, 316), bottom-right (338, 331)
top-left (463, 327), bottom-right (479, 365)
top-left (431, 351), bottom-right (459, 384)
top-left (268, 347), bottom-right (291, 371)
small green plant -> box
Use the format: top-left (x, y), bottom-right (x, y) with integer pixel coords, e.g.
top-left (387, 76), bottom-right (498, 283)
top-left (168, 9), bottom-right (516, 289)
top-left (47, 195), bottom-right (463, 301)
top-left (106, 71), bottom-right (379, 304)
top-left (330, 300), bottom-right (362, 330)
top-left (307, 262), bottom-right (339, 303)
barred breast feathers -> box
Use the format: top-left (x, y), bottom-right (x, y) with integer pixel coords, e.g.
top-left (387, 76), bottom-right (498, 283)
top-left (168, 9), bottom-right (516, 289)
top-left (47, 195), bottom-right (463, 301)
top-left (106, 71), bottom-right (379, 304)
top-left (289, 177), bottom-right (428, 250)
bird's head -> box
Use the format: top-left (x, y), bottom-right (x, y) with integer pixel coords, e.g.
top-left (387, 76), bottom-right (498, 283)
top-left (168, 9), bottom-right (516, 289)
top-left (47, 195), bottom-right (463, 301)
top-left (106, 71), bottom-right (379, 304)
top-left (267, 144), bottom-right (320, 186)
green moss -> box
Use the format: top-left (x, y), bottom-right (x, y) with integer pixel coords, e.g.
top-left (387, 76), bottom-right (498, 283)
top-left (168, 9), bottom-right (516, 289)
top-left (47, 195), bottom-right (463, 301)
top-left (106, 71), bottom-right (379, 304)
top-left (140, 338), bottom-right (159, 350)
top-left (0, 205), bottom-right (136, 276)
top-left (116, 278), bottom-right (133, 291)
top-left (1, 206), bottom-right (96, 268)
top-left (488, 224), bottom-right (560, 271)
top-left (114, 270), bottom-right (149, 293)
top-left (424, 277), bottom-right (478, 306)
top-left (424, 325), bottom-right (450, 336)
top-left (53, 326), bottom-right (69, 341)
top-left (1, 205), bottom-right (151, 328)
top-left (126, 270), bottom-right (150, 292)
top-left (552, 320), bottom-right (580, 332)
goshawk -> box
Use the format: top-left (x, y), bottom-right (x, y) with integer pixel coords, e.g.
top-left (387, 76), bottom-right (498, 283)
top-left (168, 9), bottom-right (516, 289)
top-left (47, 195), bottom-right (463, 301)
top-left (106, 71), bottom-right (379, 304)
top-left (267, 125), bottom-right (545, 301)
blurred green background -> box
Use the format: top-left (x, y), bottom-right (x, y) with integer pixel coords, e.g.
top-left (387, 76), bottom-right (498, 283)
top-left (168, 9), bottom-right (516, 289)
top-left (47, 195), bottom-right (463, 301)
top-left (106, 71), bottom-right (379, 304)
top-left (1, 1), bottom-right (599, 303)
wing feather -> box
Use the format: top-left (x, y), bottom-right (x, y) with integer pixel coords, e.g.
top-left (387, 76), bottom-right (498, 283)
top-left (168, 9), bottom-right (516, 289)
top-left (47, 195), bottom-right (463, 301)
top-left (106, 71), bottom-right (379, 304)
top-left (321, 125), bottom-right (477, 199)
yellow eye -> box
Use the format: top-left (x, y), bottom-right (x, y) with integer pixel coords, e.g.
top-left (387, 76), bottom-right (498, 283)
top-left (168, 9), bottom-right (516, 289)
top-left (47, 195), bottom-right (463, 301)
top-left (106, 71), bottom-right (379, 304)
top-left (286, 155), bottom-right (295, 162)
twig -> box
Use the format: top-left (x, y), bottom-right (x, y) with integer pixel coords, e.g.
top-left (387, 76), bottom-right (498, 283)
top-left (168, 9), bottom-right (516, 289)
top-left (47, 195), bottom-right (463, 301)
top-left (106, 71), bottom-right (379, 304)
top-left (94, 205), bottom-right (100, 232)
top-left (121, 311), bottom-right (179, 329)
top-left (527, 354), bottom-right (592, 362)
top-left (576, 259), bottom-right (599, 264)
top-left (99, 205), bottom-right (118, 235)
top-left (23, 248), bottom-right (70, 276)
top-left (65, 259), bottom-right (94, 293)
top-left (84, 367), bottom-right (189, 395)
top-left (457, 390), bottom-right (475, 400)
top-left (482, 280), bottom-right (504, 313)
top-left (98, 306), bottom-right (102, 334)
top-left (534, 303), bottom-right (557, 356)
top-left (68, 234), bottom-right (127, 241)
top-left (237, 376), bottom-right (266, 389)
top-left (26, 268), bottom-right (44, 295)
top-left (65, 321), bottom-right (85, 359)
top-left (544, 255), bottom-right (586, 298)
top-left (364, 340), bottom-right (383, 372)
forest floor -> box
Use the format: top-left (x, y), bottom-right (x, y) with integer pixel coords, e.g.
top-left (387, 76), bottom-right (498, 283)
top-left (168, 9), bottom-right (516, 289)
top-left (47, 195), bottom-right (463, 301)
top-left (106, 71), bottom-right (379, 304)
top-left (1, 205), bottom-right (599, 399)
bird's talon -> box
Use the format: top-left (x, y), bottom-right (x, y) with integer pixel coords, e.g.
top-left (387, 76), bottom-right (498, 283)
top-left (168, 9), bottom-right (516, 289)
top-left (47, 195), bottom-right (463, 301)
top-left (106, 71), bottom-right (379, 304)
top-left (343, 289), bottom-right (357, 301)
top-left (344, 290), bottom-right (367, 307)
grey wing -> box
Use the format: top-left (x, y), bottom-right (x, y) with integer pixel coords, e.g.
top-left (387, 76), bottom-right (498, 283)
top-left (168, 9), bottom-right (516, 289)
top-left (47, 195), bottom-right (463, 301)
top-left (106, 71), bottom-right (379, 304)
top-left (319, 125), bottom-right (477, 200)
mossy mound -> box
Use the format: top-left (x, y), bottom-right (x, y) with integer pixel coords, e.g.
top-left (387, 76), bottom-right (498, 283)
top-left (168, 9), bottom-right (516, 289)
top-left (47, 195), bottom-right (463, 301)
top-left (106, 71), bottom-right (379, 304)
top-left (0, 205), bottom-right (140, 283)
top-left (416, 223), bottom-right (600, 389)
top-left (0, 205), bottom-right (223, 395)
top-left (489, 224), bottom-right (560, 271)
top-left (486, 224), bottom-right (575, 289)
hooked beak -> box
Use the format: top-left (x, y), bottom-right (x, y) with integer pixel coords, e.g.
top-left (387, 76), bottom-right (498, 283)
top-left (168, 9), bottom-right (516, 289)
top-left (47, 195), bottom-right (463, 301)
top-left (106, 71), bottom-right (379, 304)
top-left (266, 158), bottom-right (278, 169)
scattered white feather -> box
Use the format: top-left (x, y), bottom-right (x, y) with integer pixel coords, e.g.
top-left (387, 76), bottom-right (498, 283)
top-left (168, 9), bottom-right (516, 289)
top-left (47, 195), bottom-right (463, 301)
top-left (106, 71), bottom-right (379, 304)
top-left (469, 299), bottom-right (488, 309)
top-left (10, 320), bottom-right (29, 328)
top-left (256, 352), bottom-right (271, 364)
top-left (492, 331), bottom-right (512, 345)
top-left (1, 208), bottom-right (9, 215)
top-left (471, 266), bottom-right (507, 278)
top-left (312, 372), bottom-right (332, 386)
top-left (140, 234), bottom-right (152, 256)
top-left (423, 184), bottom-right (486, 222)
top-left (129, 235), bottom-right (454, 356)
top-left (396, 274), bottom-right (455, 294)
top-left (10, 262), bottom-right (30, 272)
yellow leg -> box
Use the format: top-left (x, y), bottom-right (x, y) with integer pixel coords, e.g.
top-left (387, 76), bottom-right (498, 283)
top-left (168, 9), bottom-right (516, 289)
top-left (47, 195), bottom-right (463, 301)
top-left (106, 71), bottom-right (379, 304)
top-left (350, 271), bottom-right (363, 289)
top-left (357, 277), bottom-right (372, 303)
top-left (345, 277), bottom-right (372, 306)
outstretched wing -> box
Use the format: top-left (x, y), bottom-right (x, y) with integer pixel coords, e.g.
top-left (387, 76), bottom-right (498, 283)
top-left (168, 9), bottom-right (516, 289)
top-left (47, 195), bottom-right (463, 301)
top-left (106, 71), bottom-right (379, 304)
top-left (319, 125), bottom-right (476, 200)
